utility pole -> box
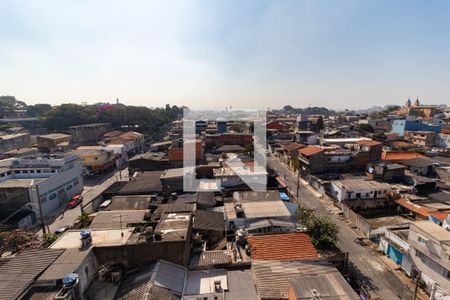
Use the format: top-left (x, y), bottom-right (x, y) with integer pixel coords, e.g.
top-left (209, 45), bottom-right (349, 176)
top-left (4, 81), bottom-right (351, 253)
top-left (35, 184), bottom-right (46, 235)
top-left (296, 169), bottom-right (300, 198)
top-left (413, 277), bottom-right (419, 300)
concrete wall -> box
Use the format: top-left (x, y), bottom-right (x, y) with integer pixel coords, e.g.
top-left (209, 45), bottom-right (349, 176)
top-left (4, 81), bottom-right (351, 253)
top-left (93, 239), bottom-right (191, 268)
top-left (342, 204), bottom-right (372, 238)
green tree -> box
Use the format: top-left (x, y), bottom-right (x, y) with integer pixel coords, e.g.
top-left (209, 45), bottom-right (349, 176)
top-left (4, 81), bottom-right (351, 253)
top-left (297, 208), bottom-right (338, 249)
top-left (356, 124), bottom-right (374, 133)
top-left (26, 104), bottom-right (52, 117)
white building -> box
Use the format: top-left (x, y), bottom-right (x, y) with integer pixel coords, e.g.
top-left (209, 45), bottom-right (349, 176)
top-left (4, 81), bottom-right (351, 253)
top-left (331, 179), bottom-right (392, 202)
top-left (409, 221), bottom-right (450, 299)
top-left (0, 155), bottom-right (83, 227)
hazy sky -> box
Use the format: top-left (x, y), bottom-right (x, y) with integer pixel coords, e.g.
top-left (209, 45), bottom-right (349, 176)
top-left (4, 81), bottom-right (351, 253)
top-left (1, 1), bottom-right (450, 109)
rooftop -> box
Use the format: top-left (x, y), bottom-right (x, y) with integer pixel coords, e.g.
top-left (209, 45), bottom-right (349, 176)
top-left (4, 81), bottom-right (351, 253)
top-left (116, 260), bottom-right (186, 299)
top-left (356, 139), bottom-right (383, 147)
top-left (332, 179), bottom-right (392, 190)
top-left (108, 195), bottom-right (153, 210)
top-left (38, 248), bottom-right (91, 281)
top-left (248, 232), bottom-right (318, 261)
top-left (155, 212), bottom-right (191, 241)
top-left (38, 133), bottom-right (71, 140)
top-left (193, 210), bottom-right (225, 232)
top-left (0, 248), bottom-right (64, 300)
top-left (251, 260), bottom-right (339, 299)
top-left (233, 190), bottom-right (282, 202)
top-left (288, 273), bottom-right (359, 300)
top-left (381, 151), bottom-right (428, 161)
top-left (118, 171), bottom-right (163, 195)
top-left (89, 210), bottom-right (148, 230)
top-left (411, 220), bottom-right (450, 242)
top-left (50, 229), bottom-right (134, 249)
top-left (184, 269), bottom-right (228, 296)
top-left (298, 146), bottom-right (324, 157)
top-left (395, 198), bottom-right (431, 217)
top-left (225, 201), bottom-right (298, 219)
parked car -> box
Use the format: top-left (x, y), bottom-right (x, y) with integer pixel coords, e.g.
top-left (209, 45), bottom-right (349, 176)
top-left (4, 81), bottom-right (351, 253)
top-left (54, 226), bottom-right (71, 235)
top-left (67, 195), bottom-right (83, 209)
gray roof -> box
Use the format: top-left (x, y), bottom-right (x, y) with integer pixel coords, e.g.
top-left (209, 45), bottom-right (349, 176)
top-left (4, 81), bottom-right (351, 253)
top-left (251, 260), bottom-right (338, 299)
top-left (226, 269), bottom-right (258, 300)
top-left (193, 210), bottom-right (225, 231)
top-left (184, 269), bottom-right (228, 296)
top-left (198, 250), bottom-right (231, 266)
top-left (288, 273), bottom-right (359, 299)
top-left (89, 210), bottom-right (148, 229)
top-left (233, 190), bottom-right (282, 203)
top-left (116, 260), bottom-right (186, 300)
top-left (401, 157), bottom-right (434, 168)
top-left (0, 248), bottom-right (64, 300)
top-left (38, 248), bottom-right (91, 281)
top-left (109, 195), bottom-right (152, 210)
top-left (118, 171), bottom-right (163, 195)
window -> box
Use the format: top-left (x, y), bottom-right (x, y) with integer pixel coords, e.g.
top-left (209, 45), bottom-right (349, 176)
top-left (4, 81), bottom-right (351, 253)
top-left (365, 193), bottom-right (369, 197)
top-left (418, 236), bottom-right (428, 244)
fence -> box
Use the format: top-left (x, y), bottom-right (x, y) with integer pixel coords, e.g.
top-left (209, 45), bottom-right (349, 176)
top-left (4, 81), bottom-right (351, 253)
top-left (342, 203), bottom-right (372, 238)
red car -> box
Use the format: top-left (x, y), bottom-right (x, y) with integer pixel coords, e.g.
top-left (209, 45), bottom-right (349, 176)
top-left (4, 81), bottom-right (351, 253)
top-left (67, 195), bottom-right (83, 209)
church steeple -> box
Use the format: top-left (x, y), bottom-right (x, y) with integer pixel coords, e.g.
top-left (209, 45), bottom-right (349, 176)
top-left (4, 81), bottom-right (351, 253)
top-left (414, 97), bottom-right (420, 107)
top-left (405, 98), bottom-right (411, 108)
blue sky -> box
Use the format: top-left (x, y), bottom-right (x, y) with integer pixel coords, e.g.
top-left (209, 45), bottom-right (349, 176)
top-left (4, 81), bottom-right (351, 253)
top-left (1, 0), bottom-right (450, 109)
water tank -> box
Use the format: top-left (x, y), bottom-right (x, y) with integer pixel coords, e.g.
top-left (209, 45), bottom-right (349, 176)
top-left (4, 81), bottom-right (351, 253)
top-left (62, 273), bottom-right (79, 288)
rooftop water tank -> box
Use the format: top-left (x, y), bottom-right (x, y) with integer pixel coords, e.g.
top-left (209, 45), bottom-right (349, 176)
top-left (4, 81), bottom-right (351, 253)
top-left (62, 273), bottom-right (78, 288)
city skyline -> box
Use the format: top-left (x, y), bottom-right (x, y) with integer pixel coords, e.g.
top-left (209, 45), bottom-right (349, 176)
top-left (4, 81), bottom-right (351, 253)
top-left (1, 1), bottom-right (450, 109)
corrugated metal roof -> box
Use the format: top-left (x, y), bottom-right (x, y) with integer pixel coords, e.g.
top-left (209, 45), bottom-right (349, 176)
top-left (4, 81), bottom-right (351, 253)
top-left (198, 250), bottom-right (231, 266)
top-left (89, 210), bottom-right (148, 229)
top-left (38, 248), bottom-right (91, 281)
top-left (109, 195), bottom-right (152, 210)
top-left (288, 273), bottom-right (359, 299)
top-left (154, 260), bottom-right (187, 294)
top-left (251, 260), bottom-right (337, 299)
top-left (0, 248), bottom-right (64, 300)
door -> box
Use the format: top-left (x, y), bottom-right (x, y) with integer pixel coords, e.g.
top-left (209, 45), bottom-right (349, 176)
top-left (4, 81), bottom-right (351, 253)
top-left (387, 245), bottom-right (403, 265)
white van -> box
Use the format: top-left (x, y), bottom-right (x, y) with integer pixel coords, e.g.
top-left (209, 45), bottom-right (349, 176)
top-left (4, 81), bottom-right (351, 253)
top-left (99, 200), bottom-right (112, 211)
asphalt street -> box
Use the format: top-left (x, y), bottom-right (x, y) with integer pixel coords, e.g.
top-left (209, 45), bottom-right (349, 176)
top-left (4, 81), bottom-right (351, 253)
top-left (267, 156), bottom-right (414, 300)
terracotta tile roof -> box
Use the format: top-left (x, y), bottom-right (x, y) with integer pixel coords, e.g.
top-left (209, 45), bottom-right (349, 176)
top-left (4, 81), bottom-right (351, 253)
top-left (429, 211), bottom-right (450, 222)
top-left (248, 232), bottom-right (318, 261)
top-left (381, 151), bottom-right (428, 161)
top-left (442, 129), bottom-right (450, 135)
top-left (356, 140), bottom-right (383, 147)
top-left (298, 146), bottom-right (323, 157)
top-left (281, 142), bottom-right (305, 152)
top-left (395, 198), bottom-right (432, 217)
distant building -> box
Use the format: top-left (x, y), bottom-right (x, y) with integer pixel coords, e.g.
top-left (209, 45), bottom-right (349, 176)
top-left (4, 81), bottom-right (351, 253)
top-left (404, 130), bottom-right (437, 147)
top-left (37, 133), bottom-right (71, 152)
top-left (72, 146), bottom-right (115, 175)
top-left (391, 119), bottom-right (441, 137)
top-left (0, 132), bottom-right (32, 153)
top-left (69, 123), bottom-right (110, 145)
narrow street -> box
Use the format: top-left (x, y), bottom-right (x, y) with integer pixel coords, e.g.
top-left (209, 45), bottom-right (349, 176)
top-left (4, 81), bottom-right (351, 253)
top-left (37, 168), bottom-right (128, 236)
top-left (268, 156), bottom-right (414, 300)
